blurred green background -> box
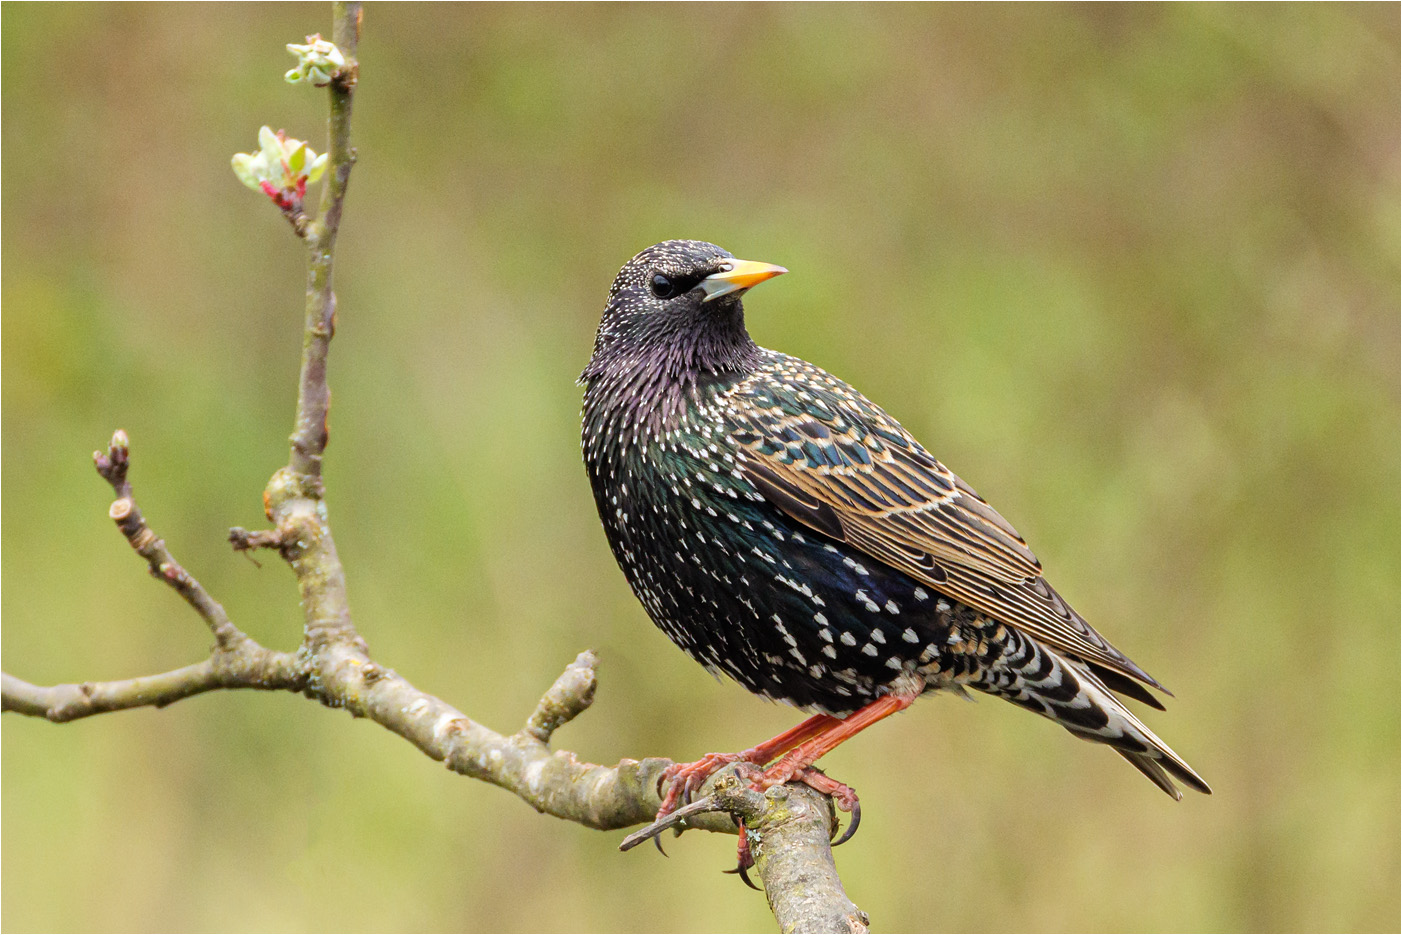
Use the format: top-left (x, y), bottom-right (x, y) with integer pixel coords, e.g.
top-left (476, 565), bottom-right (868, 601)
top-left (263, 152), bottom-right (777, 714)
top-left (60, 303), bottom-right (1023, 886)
top-left (3, 4), bottom-right (1397, 932)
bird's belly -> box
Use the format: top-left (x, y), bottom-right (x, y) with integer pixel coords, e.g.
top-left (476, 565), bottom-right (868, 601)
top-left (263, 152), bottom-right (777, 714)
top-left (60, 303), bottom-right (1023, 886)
top-left (604, 478), bottom-right (983, 716)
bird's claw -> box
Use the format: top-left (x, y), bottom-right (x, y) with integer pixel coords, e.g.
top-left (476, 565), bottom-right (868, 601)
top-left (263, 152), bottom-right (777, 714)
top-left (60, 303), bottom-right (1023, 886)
top-left (721, 820), bottom-right (761, 890)
top-left (730, 864), bottom-right (761, 890)
top-left (832, 797), bottom-right (861, 847)
top-left (786, 766), bottom-right (861, 846)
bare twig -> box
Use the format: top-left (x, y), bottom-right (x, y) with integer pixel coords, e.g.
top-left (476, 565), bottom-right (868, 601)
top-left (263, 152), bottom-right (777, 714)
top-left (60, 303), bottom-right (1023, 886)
top-left (228, 526), bottom-right (286, 552)
top-left (290, 1), bottom-right (358, 479)
top-left (250, 1), bottom-right (362, 656)
top-left (1, 654), bottom-right (307, 723)
top-left (619, 792), bottom-right (733, 851)
top-left (91, 430), bottom-right (246, 651)
top-left (525, 650), bottom-right (599, 743)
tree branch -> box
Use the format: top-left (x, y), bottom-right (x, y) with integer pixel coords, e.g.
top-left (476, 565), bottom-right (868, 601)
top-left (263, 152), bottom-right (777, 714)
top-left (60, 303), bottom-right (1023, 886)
top-left (1, 654), bottom-right (306, 723)
top-left (718, 780), bottom-right (870, 934)
top-left (0, 4), bottom-right (866, 930)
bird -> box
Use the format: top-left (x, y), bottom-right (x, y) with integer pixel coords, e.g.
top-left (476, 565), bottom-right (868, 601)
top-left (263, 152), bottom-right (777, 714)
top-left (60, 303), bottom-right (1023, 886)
top-left (580, 240), bottom-right (1209, 863)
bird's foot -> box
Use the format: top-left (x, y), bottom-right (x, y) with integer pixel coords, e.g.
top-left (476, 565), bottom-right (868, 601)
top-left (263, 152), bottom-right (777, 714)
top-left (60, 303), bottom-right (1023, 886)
top-left (643, 725), bottom-right (868, 880)
top-left (655, 751), bottom-right (748, 818)
top-left (649, 752), bottom-right (757, 854)
top-left (628, 757), bottom-right (858, 888)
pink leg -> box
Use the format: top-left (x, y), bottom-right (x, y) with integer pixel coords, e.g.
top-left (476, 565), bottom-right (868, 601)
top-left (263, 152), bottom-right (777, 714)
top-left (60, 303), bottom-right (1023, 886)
top-left (656, 711), bottom-right (844, 816)
top-left (757, 692), bottom-right (918, 791)
top-left (658, 693), bottom-right (919, 881)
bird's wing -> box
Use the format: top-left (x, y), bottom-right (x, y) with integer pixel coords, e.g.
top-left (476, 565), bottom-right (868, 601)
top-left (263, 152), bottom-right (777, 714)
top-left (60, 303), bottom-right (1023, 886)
top-left (726, 365), bottom-right (1162, 689)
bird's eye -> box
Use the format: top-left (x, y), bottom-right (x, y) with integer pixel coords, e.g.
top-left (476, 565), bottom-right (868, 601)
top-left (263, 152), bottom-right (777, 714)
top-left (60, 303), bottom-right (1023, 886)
top-left (650, 273), bottom-right (678, 299)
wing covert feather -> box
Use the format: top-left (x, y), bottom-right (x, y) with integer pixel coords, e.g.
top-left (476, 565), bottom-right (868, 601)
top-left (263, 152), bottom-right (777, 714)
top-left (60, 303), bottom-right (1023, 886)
top-left (726, 358), bottom-right (1161, 689)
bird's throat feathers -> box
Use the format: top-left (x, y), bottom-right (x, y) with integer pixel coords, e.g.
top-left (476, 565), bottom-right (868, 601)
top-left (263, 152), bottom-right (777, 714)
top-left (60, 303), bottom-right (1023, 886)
top-left (581, 301), bottom-right (762, 442)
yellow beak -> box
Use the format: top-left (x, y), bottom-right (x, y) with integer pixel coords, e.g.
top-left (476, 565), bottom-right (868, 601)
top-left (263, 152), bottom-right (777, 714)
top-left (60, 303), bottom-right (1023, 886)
top-left (699, 258), bottom-right (788, 303)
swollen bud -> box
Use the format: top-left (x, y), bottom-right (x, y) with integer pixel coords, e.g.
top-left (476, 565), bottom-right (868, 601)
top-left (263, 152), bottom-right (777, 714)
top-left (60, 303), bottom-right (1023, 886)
top-left (285, 34), bottom-right (346, 87)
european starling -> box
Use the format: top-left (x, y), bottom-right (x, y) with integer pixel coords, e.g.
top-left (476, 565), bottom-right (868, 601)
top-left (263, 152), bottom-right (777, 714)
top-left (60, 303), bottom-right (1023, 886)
top-left (581, 240), bottom-right (1209, 842)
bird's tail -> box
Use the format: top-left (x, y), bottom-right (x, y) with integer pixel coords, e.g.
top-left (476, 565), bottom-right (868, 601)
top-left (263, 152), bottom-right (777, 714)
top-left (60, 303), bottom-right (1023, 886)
top-left (976, 630), bottom-right (1211, 799)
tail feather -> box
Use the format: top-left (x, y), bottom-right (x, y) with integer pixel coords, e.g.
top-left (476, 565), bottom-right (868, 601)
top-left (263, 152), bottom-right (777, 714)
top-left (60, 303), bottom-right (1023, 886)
top-left (1083, 660), bottom-right (1167, 711)
top-left (977, 629), bottom-right (1211, 798)
top-left (1068, 657), bottom-right (1212, 796)
top-left (1114, 749), bottom-right (1183, 800)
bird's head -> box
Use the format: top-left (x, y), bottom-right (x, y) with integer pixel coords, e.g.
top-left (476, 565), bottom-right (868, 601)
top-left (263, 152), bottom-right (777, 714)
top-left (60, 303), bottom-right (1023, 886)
top-left (581, 240), bottom-right (787, 386)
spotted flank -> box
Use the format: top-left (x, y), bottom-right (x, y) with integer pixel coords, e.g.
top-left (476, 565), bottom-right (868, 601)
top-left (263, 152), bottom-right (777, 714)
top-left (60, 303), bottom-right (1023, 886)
top-left (581, 240), bottom-right (1210, 800)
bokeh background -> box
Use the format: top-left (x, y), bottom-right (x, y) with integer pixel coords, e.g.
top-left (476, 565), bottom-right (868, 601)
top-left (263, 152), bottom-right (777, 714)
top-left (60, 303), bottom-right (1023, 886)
top-left (3, 4), bottom-right (1397, 932)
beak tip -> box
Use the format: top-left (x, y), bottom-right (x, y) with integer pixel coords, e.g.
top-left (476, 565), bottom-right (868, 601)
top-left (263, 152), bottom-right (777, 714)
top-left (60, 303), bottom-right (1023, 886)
top-left (699, 257), bottom-right (789, 302)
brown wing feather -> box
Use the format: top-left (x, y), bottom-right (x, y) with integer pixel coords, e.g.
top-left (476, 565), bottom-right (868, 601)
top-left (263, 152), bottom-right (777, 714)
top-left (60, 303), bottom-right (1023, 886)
top-left (730, 395), bottom-right (1162, 690)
